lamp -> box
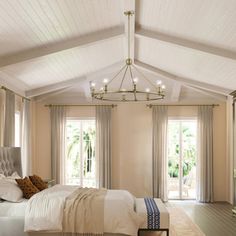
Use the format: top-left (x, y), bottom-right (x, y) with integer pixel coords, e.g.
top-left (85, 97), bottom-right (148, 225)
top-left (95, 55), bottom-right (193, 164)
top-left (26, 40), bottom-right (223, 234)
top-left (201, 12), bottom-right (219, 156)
top-left (90, 11), bottom-right (165, 102)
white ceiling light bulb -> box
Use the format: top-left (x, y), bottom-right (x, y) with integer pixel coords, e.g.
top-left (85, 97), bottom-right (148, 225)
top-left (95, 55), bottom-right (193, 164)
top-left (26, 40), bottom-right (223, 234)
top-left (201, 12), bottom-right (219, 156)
top-left (161, 85), bottom-right (166, 90)
top-left (145, 88), bottom-right (150, 93)
top-left (90, 82), bottom-right (96, 87)
top-left (156, 80), bottom-right (162, 85)
top-left (103, 78), bottom-right (109, 84)
top-left (133, 77), bottom-right (138, 84)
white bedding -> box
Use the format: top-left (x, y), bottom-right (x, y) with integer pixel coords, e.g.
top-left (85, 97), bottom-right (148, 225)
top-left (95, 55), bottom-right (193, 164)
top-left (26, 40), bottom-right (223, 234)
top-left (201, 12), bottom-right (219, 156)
top-left (25, 185), bottom-right (142, 236)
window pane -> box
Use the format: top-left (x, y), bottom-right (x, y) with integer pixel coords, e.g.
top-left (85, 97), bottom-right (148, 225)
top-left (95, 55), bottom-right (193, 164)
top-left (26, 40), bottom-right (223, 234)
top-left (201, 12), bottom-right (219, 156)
top-left (65, 119), bottom-right (96, 187)
top-left (82, 120), bottom-right (96, 187)
top-left (66, 120), bottom-right (81, 185)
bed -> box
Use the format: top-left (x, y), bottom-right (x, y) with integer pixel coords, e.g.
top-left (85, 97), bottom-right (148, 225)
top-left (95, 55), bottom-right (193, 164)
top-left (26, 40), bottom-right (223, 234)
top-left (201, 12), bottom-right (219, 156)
top-left (0, 147), bottom-right (169, 236)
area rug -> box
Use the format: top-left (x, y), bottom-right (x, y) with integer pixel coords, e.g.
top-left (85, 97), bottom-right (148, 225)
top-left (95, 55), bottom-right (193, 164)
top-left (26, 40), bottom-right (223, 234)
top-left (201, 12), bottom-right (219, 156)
top-left (140, 207), bottom-right (205, 236)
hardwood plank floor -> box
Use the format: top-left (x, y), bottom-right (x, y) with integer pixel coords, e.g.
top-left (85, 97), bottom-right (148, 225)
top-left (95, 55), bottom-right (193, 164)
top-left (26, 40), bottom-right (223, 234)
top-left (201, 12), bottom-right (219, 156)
top-left (168, 201), bottom-right (236, 236)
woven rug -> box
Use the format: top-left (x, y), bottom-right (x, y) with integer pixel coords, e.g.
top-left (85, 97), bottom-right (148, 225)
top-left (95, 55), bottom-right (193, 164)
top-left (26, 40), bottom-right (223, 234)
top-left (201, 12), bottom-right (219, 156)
top-left (140, 207), bottom-right (205, 236)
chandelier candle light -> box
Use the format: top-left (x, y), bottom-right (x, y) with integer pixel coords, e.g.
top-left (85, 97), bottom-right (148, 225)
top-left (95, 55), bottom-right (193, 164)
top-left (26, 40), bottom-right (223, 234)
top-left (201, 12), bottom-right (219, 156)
top-left (90, 11), bottom-right (166, 102)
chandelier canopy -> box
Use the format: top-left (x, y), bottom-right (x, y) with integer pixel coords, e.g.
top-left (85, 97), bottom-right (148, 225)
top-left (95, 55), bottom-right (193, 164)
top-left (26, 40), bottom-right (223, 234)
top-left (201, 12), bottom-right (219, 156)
top-left (90, 11), bottom-right (166, 102)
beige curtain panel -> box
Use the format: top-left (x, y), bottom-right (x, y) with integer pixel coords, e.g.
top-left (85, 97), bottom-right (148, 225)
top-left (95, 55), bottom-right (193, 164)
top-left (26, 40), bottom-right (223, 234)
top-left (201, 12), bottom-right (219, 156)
top-left (50, 106), bottom-right (66, 184)
top-left (96, 106), bottom-right (112, 189)
top-left (152, 105), bottom-right (168, 202)
top-left (197, 105), bottom-right (213, 202)
top-left (3, 90), bottom-right (15, 147)
top-left (21, 100), bottom-right (32, 176)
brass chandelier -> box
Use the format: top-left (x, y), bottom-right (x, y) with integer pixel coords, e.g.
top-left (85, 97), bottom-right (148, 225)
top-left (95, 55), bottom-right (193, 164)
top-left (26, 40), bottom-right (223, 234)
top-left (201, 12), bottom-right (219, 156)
top-left (90, 11), bottom-right (165, 102)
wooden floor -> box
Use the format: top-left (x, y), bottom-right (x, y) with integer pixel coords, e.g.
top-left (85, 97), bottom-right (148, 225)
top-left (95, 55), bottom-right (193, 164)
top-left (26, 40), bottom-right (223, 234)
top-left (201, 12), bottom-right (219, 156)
top-left (168, 201), bottom-right (236, 236)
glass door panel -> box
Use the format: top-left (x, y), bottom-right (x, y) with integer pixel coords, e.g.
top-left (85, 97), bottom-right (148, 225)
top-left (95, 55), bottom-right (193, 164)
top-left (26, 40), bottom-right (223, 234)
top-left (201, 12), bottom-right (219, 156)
top-left (168, 121), bottom-right (180, 199)
top-left (168, 120), bottom-right (197, 200)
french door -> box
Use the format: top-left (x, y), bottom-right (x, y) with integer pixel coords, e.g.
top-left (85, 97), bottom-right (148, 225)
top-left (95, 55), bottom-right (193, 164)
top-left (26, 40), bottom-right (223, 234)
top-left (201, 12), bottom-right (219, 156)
top-left (167, 119), bottom-right (197, 200)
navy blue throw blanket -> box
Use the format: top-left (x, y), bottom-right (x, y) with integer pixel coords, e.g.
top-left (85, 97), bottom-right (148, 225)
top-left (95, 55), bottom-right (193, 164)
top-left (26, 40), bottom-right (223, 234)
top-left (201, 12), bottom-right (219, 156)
top-left (144, 198), bottom-right (160, 229)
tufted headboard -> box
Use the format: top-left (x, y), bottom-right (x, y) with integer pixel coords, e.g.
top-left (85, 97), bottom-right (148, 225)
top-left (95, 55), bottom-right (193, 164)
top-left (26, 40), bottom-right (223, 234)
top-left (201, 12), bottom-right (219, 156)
top-left (0, 147), bottom-right (22, 177)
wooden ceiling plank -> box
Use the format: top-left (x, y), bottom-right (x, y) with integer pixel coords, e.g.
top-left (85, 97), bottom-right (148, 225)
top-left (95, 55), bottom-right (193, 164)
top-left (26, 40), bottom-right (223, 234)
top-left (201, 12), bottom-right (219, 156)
top-left (134, 59), bottom-right (231, 96)
top-left (26, 61), bottom-right (124, 98)
top-left (26, 76), bottom-right (86, 98)
top-left (136, 27), bottom-right (236, 61)
top-left (0, 26), bottom-right (124, 68)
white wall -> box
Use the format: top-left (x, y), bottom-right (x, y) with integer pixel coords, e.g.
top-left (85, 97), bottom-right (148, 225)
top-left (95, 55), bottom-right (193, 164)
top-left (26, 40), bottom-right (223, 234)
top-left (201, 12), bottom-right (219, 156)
top-left (32, 102), bottom-right (228, 201)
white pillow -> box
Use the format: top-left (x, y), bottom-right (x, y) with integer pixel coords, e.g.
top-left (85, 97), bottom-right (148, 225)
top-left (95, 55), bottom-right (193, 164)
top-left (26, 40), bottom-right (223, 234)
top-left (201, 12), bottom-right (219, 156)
top-left (0, 172), bottom-right (23, 202)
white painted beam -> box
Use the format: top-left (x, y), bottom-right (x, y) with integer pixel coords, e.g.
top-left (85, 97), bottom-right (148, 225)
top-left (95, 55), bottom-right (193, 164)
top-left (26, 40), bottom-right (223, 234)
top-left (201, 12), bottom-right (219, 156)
top-left (134, 60), bottom-right (231, 96)
top-left (123, 0), bottom-right (135, 60)
top-left (0, 72), bottom-right (27, 97)
top-left (171, 82), bottom-right (181, 102)
top-left (0, 26), bottom-right (124, 68)
top-left (136, 27), bottom-right (236, 61)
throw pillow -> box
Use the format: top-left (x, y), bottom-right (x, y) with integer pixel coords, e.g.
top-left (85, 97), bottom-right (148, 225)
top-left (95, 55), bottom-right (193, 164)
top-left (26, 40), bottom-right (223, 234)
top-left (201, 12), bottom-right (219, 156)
top-left (29, 174), bottom-right (48, 191)
top-left (15, 177), bottom-right (39, 199)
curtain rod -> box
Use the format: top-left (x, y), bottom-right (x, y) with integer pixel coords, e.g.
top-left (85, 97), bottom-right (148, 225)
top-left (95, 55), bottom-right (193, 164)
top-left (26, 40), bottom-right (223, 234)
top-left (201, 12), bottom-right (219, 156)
top-left (45, 104), bottom-right (117, 108)
top-left (0, 86), bottom-right (30, 101)
top-left (147, 104), bottom-right (219, 108)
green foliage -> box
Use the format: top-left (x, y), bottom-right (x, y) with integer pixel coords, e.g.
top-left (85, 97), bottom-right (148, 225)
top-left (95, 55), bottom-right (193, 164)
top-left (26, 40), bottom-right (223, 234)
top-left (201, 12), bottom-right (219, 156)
top-left (168, 121), bottom-right (196, 178)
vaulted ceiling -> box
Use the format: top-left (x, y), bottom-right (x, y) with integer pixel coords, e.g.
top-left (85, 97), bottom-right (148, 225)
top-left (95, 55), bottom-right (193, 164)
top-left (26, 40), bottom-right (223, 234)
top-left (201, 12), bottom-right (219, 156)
top-left (0, 0), bottom-right (235, 103)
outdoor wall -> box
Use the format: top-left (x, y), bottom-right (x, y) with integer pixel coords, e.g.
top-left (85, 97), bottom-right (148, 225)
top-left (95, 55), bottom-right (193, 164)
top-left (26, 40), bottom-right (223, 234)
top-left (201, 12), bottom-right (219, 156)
top-left (32, 102), bottom-right (228, 201)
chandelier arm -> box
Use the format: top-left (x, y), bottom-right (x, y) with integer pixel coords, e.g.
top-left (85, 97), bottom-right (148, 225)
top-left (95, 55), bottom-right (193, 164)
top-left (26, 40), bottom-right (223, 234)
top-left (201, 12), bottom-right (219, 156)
top-left (119, 65), bottom-right (129, 91)
top-left (128, 65), bottom-right (135, 86)
top-left (131, 64), bottom-right (157, 90)
top-left (128, 66), bottom-right (137, 100)
top-left (107, 64), bottom-right (127, 86)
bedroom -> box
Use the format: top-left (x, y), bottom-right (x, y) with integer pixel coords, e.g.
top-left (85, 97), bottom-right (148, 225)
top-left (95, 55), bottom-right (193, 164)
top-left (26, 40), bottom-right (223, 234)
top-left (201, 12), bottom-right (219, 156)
top-left (0, 0), bottom-right (236, 236)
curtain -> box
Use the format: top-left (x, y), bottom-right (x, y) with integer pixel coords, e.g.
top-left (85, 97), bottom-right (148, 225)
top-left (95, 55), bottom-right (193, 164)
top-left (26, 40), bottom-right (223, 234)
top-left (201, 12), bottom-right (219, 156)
top-left (3, 90), bottom-right (15, 147)
top-left (0, 89), bottom-right (4, 146)
top-left (50, 106), bottom-right (66, 184)
top-left (152, 105), bottom-right (168, 202)
top-left (96, 106), bottom-right (112, 189)
top-left (197, 105), bottom-right (213, 202)
top-left (21, 99), bottom-right (31, 176)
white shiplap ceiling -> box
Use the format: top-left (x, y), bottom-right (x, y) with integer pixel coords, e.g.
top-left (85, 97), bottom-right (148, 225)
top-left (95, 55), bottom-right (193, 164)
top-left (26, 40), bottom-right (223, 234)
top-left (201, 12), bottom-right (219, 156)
top-left (0, 0), bottom-right (235, 103)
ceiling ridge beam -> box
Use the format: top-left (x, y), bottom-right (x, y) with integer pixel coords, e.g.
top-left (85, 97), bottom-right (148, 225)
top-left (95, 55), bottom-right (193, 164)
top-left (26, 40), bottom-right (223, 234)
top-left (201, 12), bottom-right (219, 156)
top-left (134, 60), bottom-right (231, 96)
top-left (136, 27), bottom-right (236, 61)
top-left (0, 26), bottom-right (124, 68)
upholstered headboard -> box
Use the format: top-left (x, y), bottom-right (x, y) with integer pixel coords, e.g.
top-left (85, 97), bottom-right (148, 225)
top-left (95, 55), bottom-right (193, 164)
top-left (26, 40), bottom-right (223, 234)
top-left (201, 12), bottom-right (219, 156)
top-left (0, 147), bottom-right (22, 177)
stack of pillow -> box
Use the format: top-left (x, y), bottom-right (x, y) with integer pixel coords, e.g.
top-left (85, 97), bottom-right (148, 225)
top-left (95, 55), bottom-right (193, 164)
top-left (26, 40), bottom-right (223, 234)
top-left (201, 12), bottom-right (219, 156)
top-left (0, 173), bottom-right (48, 202)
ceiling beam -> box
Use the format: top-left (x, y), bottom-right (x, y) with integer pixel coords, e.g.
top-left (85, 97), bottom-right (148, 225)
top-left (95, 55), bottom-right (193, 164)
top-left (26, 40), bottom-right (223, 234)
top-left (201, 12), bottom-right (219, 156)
top-left (136, 27), bottom-right (236, 61)
top-left (123, 0), bottom-right (135, 60)
top-left (0, 26), bottom-right (124, 68)
top-left (134, 60), bottom-right (231, 96)
top-left (171, 82), bottom-right (182, 102)
top-left (0, 72), bottom-right (27, 97)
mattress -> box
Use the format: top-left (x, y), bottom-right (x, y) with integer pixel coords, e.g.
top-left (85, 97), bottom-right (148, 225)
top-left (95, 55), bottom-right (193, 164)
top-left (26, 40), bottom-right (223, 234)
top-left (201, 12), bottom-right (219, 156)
top-left (0, 200), bottom-right (27, 236)
top-left (0, 199), bottom-right (27, 217)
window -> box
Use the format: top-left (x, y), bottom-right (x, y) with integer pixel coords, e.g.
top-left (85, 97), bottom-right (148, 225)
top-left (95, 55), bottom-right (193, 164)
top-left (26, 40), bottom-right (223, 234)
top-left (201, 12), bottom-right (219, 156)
top-left (168, 119), bottom-right (197, 199)
top-left (65, 119), bottom-right (96, 187)
top-left (15, 112), bottom-right (20, 147)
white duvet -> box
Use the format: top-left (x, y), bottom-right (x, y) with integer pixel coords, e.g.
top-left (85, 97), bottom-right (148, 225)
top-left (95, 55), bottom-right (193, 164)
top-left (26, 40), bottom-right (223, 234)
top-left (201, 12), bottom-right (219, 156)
top-left (25, 185), bottom-right (142, 236)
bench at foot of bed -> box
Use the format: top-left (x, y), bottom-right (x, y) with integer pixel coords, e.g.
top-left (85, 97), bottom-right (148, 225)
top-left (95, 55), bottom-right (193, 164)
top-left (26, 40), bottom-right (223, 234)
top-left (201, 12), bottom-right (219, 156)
top-left (136, 198), bottom-right (169, 236)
